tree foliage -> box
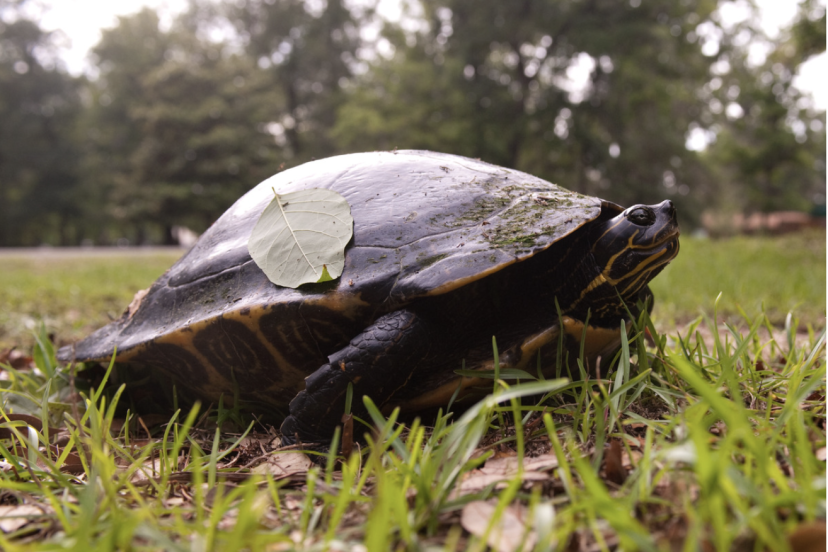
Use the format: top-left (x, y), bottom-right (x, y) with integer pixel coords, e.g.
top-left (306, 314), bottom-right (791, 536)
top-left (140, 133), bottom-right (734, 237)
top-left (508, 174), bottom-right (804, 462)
top-left (0, 0), bottom-right (824, 245)
top-left (0, 0), bottom-right (82, 246)
top-left (335, 0), bottom-right (724, 219)
top-left (702, 0), bottom-right (826, 214)
top-left (83, 7), bottom-right (280, 244)
top-left (226, 0), bottom-right (361, 161)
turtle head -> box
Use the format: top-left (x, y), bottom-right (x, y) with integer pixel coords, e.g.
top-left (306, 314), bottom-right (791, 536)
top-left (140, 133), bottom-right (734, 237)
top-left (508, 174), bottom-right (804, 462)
top-left (573, 200), bottom-right (679, 321)
top-left (591, 199), bottom-right (679, 299)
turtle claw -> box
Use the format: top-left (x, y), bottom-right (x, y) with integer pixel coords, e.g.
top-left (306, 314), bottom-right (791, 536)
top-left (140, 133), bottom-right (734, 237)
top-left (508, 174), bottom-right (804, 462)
top-left (279, 414), bottom-right (329, 450)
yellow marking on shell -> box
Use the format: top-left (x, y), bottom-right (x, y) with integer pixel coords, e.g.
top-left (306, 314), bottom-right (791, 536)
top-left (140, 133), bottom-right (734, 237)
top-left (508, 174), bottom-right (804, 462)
top-left (103, 306), bottom-right (327, 412)
top-left (302, 291), bottom-right (370, 317)
top-left (113, 344), bottom-right (144, 363)
top-left (425, 259), bottom-right (517, 297)
top-left (114, 328), bottom-right (203, 363)
top-left (113, 290), bottom-right (370, 405)
top-left (221, 307), bottom-right (307, 382)
top-left (423, 215), bottom-right (599, 298)
top-left (114, 325), bottom-right (220, 390)
top-left (116, 307), bottom-right (308, 397)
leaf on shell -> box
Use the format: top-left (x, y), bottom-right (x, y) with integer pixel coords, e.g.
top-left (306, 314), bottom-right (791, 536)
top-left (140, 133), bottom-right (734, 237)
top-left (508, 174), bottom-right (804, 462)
top-left (317, 264), bottom-right (333, 283)
top-left (248, 188), bottom-right (354, 288)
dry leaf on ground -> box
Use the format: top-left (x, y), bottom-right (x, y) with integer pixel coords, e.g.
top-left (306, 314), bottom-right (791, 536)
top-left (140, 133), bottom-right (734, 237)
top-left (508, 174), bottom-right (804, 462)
top-left (0, 504), bottom-right (46, 533)
top-left (0, 349), bottom-right (33, 370)
top-left (495, 454), bottom-right (559, 473)
top-left (455, 471), bottom-right (548, 497)
top-left (604, 440), bottom-right (626, 485)
top-left (252, 452), bottom-right (313, 476)
top-left (0, 413), bottom-right (45, 439)
top-left (460, 500), bottom-right (536, 552)
top-left (787, 521), bottom-right (827, 552)
top-left (127, 458), bottom-right (165, 484)
top-left (454, 454), bottom-right (559, 497)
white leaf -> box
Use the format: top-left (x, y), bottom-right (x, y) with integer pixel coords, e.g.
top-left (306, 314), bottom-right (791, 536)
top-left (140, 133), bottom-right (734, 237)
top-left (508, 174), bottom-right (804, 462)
top-left (460, 500), bottom-right (537, 552)
top-left (452, 453), bottom-right (559, 498)
top-left (252, 452), bottom-right (313, 476)
top-left (0, 504), bottom-right (44, 533)
top-left (248, 188), bottom-right (354, 288)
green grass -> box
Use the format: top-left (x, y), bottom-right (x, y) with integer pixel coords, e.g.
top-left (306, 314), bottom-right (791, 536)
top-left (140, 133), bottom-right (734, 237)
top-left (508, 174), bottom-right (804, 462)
top-left (651, 231), bottom-right (826, 328)
top-left (0, 234), bottom-right (824, 550)
top-left (0, 307), bottom-right (824, 550)
top-left (0, 249), bottom-right (183, 351)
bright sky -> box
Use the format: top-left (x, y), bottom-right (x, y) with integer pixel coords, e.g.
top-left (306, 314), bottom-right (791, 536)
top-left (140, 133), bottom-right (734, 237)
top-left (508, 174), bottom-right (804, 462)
top-left (38, 0), bottom-right (186, 68)
top-left (36, 0), bottom-right (827, 111)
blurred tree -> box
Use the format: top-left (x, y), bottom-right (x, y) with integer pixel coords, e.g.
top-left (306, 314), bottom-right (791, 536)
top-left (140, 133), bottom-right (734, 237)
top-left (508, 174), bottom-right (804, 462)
top-left (80, 8), bottom-right (171, 245)
top-left (334, 0), bottom-right (726, 220)
top-left (703, 0), bottom-right (826, 215)
top-left (0, 0), bottom-right (82, 246)
top-left (2, 0), bottom-right (824, 245)
top-left (226, 0), bottom-right (361, 162)
top-left (790, 0), bottom-right (826, 62)
top-left (84, 6), bottom-right (280, 244)
top-left (331, 34), bottom-right (477, 154)
top-left (128, 54), bottom-right (278, 242)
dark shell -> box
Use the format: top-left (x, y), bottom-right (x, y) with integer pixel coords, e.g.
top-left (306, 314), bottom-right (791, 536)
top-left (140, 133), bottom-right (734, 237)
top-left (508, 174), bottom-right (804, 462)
top-left (62, 151), bottom-right (601, 373)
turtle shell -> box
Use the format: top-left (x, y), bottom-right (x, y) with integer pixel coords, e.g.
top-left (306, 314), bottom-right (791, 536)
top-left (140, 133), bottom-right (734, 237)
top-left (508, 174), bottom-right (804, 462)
top-left (59, 150), bottom-right (601, 408)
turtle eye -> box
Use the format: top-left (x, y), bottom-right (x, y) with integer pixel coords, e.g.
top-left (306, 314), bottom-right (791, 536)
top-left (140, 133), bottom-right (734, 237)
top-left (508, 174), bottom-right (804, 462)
top-left (625, 206), bottom-right (656, 226)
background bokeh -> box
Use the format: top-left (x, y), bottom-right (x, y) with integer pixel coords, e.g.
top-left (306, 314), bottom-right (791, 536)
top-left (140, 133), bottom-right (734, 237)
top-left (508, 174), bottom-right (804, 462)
top-left (0, 0), bottom-right (825, 246)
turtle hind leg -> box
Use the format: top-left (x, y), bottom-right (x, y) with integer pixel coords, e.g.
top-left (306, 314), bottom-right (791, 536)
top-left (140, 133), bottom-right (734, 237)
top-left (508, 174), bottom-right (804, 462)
top-left (280, 309), bottom-right (432, 447)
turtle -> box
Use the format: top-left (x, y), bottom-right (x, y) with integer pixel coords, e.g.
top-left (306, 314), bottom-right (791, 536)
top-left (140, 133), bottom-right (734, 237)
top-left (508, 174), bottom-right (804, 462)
top-left (57, 150), bottom-right (679, 444)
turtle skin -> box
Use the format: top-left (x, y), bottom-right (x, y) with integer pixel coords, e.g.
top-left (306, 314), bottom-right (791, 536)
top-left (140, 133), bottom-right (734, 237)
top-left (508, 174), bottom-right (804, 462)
top-left (56, 150), bottom-right (679, 446)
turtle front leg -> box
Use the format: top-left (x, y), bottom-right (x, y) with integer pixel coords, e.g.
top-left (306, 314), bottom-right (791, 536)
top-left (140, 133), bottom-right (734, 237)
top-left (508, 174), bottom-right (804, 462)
top-left (280, 309), bottom-right (431, 446)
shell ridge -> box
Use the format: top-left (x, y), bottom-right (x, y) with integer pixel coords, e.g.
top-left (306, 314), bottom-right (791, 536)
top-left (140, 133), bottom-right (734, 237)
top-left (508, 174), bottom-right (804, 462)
top-left (385, 254), bottom-right (409, 304)
top-left (167, 258), bottom-right (258, 289)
